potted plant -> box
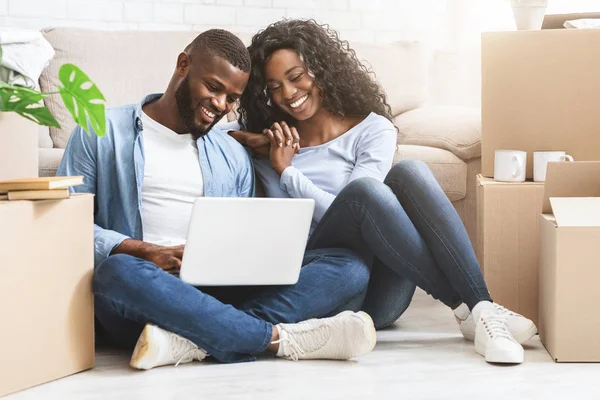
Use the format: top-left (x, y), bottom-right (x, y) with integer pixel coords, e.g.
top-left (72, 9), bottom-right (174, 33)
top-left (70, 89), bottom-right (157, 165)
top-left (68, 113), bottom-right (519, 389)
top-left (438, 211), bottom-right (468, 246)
top-left (0, 44), bottom-right (106, 137)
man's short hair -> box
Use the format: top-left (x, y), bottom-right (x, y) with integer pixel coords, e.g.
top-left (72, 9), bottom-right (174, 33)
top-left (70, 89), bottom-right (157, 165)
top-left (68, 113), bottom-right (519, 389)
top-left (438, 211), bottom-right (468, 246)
top-left (185, 29), bottom-right (250, 73)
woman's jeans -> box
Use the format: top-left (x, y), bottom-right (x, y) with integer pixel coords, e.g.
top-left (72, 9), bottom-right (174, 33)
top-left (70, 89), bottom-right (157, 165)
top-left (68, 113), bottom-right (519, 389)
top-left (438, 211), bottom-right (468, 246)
top-left (307, 160), bottom-right (492, 328)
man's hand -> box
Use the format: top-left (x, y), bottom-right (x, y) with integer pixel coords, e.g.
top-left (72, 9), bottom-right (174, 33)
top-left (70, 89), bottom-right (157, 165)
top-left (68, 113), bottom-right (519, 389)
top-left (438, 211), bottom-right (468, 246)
top-left (142, 245), bottom-right (184, 272)
top-left (264, 121), bottom-right (300, 175)
top-left (228, 130), bottom-right (270, 157)
top-left (111, 239), bottom-right (184, 272)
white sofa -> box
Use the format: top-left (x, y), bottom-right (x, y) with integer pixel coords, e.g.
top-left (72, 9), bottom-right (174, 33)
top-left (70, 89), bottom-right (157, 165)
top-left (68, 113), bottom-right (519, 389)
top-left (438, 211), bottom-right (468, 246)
top-left (37, 28), bottom-right (481, 245)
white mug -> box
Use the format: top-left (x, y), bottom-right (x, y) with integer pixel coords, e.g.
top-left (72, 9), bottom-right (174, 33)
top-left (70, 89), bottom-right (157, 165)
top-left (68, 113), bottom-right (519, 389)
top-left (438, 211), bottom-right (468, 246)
top-left (494, 150), bottom-right (527, 182)
top-left (533, 151), bottom-right (574, 182)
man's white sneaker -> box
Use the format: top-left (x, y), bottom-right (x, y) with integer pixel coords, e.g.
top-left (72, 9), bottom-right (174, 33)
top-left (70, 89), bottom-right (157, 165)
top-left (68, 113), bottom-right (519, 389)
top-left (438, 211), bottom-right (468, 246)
top-left (456, 303), bottom-right (537, 344)
top-left (275, 311), bottom-right (377, 361)
top-left (130, 324), bottom-right (207, 370)
top-left (474, 311), bottom-right (524, 364)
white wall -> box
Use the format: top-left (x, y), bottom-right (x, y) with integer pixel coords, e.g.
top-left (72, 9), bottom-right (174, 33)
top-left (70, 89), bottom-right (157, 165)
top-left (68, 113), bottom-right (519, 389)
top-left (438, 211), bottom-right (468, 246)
top-left (1, 0), bottom-right (599, 107)
top-left (0, 0), bottom-right (448, 46)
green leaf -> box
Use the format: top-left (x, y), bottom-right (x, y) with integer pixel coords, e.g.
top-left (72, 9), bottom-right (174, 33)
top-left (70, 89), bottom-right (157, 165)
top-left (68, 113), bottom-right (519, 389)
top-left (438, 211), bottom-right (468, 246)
top-left (58, 63), bottom-right (106, 137)
top-left (0, 83), bottom-right (60, 128)
top-left (0, 44), bottom-right (3, 64)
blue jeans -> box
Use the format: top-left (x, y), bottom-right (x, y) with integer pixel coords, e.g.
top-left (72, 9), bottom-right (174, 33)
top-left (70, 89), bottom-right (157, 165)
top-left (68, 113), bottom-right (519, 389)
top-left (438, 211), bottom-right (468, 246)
top-left (93, 248), bottom-right (369, 363)
top-left (308, 160), bottom-right (492, 328)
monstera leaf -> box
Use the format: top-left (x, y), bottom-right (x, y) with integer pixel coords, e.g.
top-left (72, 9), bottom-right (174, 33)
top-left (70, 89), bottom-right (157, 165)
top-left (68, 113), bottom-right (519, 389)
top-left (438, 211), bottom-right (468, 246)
top-left (0, 83), bottom-right (60, 127)
top-left (58, 63), bottom-right (106, 137)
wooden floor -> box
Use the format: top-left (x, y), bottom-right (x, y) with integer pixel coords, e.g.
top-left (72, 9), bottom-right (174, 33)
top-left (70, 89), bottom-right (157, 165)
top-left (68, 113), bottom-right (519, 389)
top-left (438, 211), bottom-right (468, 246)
top-left (7, 290), bottom-right (600, 400)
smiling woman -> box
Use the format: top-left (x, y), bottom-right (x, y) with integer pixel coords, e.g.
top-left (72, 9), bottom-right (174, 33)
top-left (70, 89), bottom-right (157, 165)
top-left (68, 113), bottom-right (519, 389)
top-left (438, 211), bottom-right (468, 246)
top-left (238, 19), bottom-right (393, 135)
top-left (231, 19), bottom-right (538, 366)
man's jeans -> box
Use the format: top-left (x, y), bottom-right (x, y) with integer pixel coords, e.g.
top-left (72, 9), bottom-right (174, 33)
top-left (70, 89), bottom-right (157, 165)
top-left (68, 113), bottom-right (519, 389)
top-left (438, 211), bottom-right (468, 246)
top-left (93, 248), bottom-right (369, 363)
top-left (308, 160), bottom-right (492, 328)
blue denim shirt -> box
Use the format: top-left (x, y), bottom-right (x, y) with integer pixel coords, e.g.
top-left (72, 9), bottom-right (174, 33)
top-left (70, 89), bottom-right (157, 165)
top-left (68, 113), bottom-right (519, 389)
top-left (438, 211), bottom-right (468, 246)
top-left (57, 94), bottom-right (255, 267)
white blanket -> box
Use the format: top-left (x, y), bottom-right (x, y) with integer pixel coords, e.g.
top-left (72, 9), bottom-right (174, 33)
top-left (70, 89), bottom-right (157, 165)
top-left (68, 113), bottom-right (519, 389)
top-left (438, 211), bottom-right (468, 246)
top-left (0, 28), bottom-right (54, 88)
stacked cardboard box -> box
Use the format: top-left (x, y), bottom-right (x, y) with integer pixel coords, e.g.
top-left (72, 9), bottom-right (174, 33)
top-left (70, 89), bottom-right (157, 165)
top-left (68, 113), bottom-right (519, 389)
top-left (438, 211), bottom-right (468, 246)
top-left (479, 13), bottom-right (600, 353)
top-left (0, 194), bottom-right (95, 396)
top-left (0, 117), bottom-right (93, 395)
top-left (476, 177), bottom-right (544, 325)
top-left (0, 113), bottom-right (38, 181)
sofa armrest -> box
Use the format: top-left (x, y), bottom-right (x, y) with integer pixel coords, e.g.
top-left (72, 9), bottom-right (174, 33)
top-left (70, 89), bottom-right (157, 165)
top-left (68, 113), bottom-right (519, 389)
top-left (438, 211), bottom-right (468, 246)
top-left (38, 125), bottom-right (53, 149)
top-left (394, 106), bottom-right (481, 161)
top-left (39, 148), bottom-right (65, 177)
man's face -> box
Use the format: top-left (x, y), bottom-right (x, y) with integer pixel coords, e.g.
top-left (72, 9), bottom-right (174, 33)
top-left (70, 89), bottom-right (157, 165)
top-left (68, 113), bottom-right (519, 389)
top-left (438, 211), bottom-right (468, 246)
top-left (175, 55), bottom-right (249, 139)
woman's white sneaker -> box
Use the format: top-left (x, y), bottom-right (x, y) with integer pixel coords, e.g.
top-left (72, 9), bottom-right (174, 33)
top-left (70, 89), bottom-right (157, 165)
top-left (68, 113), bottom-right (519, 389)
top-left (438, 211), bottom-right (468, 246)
top-left (474, 310), bottom-right (524, 364)
top-left (456, 303), bottom-right (537, 344)
top-left (275, 311), bottom-right (377, 361)
top-left (130, 324), bottom-right (207, 370)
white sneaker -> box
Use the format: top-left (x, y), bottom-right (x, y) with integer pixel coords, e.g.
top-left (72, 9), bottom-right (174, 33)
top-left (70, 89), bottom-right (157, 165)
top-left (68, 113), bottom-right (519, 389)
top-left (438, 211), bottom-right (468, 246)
top-left (130, 324), bottom-right (207, 370)
top-left (474, 311), bottom-right (524, 364)
top-left (456, 303), bottom-right (537, 344)
top-left (275, 311), bottom-right (377, 361)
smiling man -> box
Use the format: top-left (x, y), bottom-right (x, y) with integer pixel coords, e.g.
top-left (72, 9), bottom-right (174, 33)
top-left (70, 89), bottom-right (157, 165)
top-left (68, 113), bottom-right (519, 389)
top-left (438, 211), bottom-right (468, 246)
top-left (57, 29), bottom-right (376, 369)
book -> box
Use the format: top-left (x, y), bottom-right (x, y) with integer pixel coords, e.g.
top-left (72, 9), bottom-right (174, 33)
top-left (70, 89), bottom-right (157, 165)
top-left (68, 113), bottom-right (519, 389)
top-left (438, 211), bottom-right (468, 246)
top-left (0, 194), bottom-right (7, 200)
top-left (0, 176), bottom-right (83, 191)
top-left (8, 189), bottom-right (70, 201)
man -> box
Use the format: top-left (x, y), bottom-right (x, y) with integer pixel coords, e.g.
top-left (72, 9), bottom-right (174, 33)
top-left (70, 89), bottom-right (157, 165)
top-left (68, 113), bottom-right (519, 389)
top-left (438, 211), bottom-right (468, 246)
top-left (58, 29), bottom-right (376, 369)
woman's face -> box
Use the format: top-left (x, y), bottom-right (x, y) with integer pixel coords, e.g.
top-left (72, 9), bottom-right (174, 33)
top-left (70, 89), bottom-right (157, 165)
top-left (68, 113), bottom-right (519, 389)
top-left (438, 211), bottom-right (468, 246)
top-left (264, 49), bottom-right (322, 121)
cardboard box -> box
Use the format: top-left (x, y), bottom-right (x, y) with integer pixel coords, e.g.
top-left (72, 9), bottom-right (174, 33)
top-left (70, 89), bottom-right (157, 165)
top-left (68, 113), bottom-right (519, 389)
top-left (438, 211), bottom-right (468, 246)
top-left (476, 175), bottom-right (545, 325)
top-left (542, 13), bottom-right (600, 29)
top-left (0, 194), bottom-right (95, 396)
top-left (539, 161), bottom-right (600, 362)
top-left (481, 14), bottom-right (600, 179)
top-left (0, 113), bottom-right (39, 181)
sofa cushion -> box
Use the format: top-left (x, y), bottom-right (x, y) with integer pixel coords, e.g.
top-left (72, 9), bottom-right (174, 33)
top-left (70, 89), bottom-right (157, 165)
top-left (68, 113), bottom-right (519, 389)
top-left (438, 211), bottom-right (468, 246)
top-left (38, 148), bottom-right (64, 177)
top-left (394, 144), bottom-right (467, 202)
top-left (352, 41), bottom-right (428, 117)
top-left (394, 106), bottom-right (481, 161)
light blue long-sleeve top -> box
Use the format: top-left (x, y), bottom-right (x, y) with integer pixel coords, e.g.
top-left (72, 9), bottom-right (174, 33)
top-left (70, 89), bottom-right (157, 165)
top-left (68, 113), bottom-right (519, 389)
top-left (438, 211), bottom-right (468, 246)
top-left (249, 112), bottom-right (397, 230)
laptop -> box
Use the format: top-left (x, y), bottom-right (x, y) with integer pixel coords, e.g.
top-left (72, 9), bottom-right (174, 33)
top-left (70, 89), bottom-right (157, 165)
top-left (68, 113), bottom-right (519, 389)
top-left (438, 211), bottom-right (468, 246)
top-left (179, 197), bottom-right (315, 286)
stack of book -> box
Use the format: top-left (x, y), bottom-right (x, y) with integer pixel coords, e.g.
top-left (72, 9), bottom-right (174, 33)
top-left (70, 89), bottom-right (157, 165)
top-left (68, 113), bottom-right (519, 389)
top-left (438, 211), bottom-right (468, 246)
top-left (0, 176), bottom-right (84, 201)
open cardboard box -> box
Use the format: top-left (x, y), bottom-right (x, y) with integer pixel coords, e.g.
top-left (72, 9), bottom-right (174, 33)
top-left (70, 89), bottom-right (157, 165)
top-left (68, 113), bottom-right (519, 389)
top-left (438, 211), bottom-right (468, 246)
top-left (481, 13), bottom-right (600, 179)
top-left (539, 161), bottom-right (600, 362)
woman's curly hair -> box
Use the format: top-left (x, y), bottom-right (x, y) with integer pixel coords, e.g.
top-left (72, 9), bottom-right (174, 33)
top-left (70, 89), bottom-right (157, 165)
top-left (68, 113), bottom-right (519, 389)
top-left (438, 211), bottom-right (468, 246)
top-left (238, 19), bottom-right (394, 133)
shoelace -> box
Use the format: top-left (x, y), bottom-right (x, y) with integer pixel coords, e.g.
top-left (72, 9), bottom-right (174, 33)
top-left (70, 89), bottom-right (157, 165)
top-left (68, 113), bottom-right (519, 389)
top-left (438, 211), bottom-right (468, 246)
top-left (274, 325), bottom-right (331, 361)
top-left (175, 348), bottom-right (203, 367)
top-left (169, 335), bottom-right (201, 367)
top-left (493, 303), bottom-right (519, 317)
top-left (482, 314), bottom-right (512, 340)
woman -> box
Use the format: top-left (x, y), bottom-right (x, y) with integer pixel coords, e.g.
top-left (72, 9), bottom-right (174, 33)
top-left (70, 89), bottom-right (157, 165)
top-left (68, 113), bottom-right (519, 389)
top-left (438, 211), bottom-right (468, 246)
top-left (230, 19), bottom-right (536, 365)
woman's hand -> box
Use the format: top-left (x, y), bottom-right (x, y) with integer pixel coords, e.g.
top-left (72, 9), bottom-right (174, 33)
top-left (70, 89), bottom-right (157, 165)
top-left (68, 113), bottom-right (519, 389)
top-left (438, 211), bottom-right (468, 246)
top-left (265, 121), bottom-right (300, 175)
top-left (228, 130), bottom-right (270, 157)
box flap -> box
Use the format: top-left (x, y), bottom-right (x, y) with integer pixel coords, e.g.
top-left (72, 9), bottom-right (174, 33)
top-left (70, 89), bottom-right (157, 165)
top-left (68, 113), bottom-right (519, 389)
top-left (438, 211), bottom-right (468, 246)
top-left (542, 162), bottom-right (600, 214)
top-left (550, 197), bottom-right (600, 227)
top-left (542, 13), bottom-right (600, 29)
top-left (477, 175), bottom-right (543, 187)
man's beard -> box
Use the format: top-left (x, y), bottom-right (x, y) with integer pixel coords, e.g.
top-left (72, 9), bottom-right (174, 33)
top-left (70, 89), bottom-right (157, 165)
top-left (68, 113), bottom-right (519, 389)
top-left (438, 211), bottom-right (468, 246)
top-left (175, 75), bottom-right (221, 140)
